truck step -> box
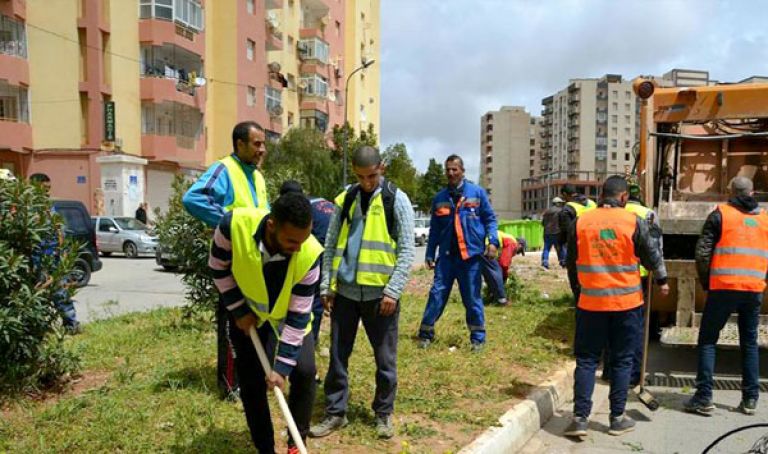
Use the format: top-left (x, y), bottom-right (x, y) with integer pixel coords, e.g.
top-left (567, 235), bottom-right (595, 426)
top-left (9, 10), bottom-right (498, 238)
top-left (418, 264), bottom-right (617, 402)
top-left (660, 323), bottom-right (768, 349)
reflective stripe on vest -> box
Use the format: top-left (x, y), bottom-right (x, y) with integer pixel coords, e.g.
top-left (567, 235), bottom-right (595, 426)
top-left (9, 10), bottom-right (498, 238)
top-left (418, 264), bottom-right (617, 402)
top-left (625, 201), bottom-right (653, 277)
top-left (330, 189), bottom-right (397, 291)
top-left (219, 156), bottom-right (268, 211)
top-left (709, 203), bottom-right (768, 292)
top-left (230, 207), bottom-right (323, 335)
top-left (575, 208), bottom-right (643, 311)
top-left (567, 199), bottom-right (597, 218)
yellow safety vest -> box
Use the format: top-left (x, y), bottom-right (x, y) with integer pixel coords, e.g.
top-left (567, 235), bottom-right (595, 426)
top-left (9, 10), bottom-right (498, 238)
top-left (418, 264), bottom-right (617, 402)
top-left (230, 207), bottom-right (323, 335)
top-left (567, 198), bottom-right (597, 217)
top-left (330, 188), bottom-right (397, 291)
top-left (625, 201), bottom-right (654, 277)
top-left (219, 155), bottom-right (268, 211)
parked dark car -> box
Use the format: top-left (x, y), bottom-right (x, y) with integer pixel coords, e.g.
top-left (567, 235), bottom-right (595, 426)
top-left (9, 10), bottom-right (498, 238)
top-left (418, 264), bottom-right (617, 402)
top-left (52, 200), bottom-right (102, 287)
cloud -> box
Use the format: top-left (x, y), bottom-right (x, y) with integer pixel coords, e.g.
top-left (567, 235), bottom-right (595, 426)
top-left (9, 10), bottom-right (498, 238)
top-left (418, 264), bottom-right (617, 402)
top-left (380, 0), bottom-right (768, 179)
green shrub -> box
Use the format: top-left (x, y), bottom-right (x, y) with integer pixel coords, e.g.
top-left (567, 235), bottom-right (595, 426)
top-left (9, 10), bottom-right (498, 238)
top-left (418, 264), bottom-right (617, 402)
top-left (0, 180), bottom-right (80, 393)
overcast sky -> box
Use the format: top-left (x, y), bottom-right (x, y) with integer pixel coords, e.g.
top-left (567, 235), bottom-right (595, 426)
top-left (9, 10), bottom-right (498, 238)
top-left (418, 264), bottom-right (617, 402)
top-left (379, 0), bottom-right (768, 180)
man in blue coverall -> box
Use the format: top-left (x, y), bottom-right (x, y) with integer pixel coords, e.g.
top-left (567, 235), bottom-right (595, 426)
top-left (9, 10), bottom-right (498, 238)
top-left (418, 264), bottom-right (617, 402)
top-left (418, 155), bottom-right (499, 352)
top-left (182, 121), bottom-right (269, 399)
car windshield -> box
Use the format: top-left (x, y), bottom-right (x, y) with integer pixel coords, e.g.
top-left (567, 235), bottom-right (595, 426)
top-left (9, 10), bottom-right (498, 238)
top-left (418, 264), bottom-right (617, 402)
top-left (415, 219), bottom-right (428, 228)
top-left (114, 217), bottom-right (147, 231)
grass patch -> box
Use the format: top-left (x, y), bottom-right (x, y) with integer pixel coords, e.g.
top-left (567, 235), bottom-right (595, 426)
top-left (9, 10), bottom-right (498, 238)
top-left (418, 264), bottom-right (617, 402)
top-left (1, 268), bottom-right (574, 453)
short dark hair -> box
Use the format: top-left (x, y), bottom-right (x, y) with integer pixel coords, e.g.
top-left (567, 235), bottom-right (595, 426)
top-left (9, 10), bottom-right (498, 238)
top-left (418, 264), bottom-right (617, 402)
top-left (29, 173), bottom-right (51, 183)
top-left (352, 146), bottom-right (381, 167)
top-left (271, 192), bottom-right (312, 229)
top-left (445, 154), bottom-right (464, 170)
top-left (602, 175), bottom-right (628, 199)
top-left (231, 121), bottom-right (264, 151)
top-left (279, 180), bottom-right (303, 196)
top-left (561, 184), bottom-right (577, 196)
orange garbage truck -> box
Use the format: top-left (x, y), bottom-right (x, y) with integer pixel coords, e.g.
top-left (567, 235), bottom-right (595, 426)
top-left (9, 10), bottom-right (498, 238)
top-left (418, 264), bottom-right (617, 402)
top-left (633, 78), bottom-right (768, 348)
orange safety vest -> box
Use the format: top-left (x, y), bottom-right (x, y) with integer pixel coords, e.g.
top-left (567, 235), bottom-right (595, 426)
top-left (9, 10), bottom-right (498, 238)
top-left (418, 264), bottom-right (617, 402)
top-left (709, 204), bottom-right (768, 292)
top-left (575, 208), bottom-right (643, 311)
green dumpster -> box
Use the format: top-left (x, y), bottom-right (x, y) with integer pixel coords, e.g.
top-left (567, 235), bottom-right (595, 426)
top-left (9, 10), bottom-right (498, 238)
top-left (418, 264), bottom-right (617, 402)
top-left (497, 220), bottom-right (544, 251)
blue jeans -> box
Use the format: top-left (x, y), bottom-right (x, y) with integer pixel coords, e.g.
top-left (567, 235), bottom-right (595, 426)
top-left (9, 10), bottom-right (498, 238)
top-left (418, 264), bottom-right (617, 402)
top-left (695, 290), bottom-right (761, 401)
top-left (542, 234), bottom-right (564, 267)
top-left (573, 306), bottom-right (643, 418)
top-left (479, 255), bottom-right (506, 304)
top-left (420, 254), bottom-right (486, 344)
top-left (53, 281), bottom-right (78, 327)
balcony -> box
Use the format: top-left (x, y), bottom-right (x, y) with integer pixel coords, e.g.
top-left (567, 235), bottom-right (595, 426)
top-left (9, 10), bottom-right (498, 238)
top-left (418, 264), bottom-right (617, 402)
top-left (298, 33), bottom-right (329, 64)
top-left (141, 77), bottom-right (205, 110)
top-left (140, 44), bottom-right (205, 110)
top-left (0, 120), bottom-right (32, 152)
top-left (266, 18), bottom-right (283, 51)
top-left (301, 0), bottom-right (330, 29)
top-left (139, 14), bottom-right (204, 58)
top-left (0, 1), bottom-right (26, 20)
top-left (300, 108), bottom-right (329, 133)
top-left (141, 101), bottom-right (204, 165)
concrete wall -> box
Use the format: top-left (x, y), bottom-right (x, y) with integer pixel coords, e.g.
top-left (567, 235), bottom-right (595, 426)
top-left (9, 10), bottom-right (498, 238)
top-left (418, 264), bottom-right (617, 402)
top-left (108, 0), bottom-right (141, 157)
top-left (345, 0), bottom-right (380, 137)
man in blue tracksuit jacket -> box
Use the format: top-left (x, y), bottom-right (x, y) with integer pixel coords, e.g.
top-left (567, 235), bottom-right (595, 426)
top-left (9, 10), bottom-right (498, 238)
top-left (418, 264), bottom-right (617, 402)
top-left (418, 155), bottom-right (499, 352)
top-left (182, 121), bottom-right (269, 399)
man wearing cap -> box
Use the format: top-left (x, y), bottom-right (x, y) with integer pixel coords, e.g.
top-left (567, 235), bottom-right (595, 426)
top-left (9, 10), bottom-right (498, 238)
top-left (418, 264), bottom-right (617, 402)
top-left (541, 197), bottom-right (565, 269)
top-left (685, 176), bottom-right (767, 416)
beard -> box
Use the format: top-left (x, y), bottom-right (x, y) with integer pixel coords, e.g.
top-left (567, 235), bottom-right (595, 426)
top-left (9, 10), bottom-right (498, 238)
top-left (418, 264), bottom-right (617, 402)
top-left (268, 229), bottom-right (292, 257)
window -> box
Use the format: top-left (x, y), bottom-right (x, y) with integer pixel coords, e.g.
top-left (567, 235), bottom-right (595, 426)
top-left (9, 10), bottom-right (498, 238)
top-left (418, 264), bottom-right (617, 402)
top-left (624, 115), bottom-right (630, 123)
top-left (611, 115), bottom-right (617, 123)
top-left (624, 153), bottom-right (630, 161)
top-left (298, 38), bottom-right (329, 63)
top-left (612, 102), bottom-right (618, 110)
top-left (611, 152), bottom-right (617, 160)
top-left (612, 90), bottom-right (617, 97)
top-left (335, 20), bottom-right (341, 37)
top-left (625, 103), bottom-right (630, 111)
top-left (299, 74), bottom-right (328, 97)
top-left (287, 112), bottom-right (294, 127)
top-left (625, 91), bottom-right (631, 99)
top-left (0, 15), bottom-right (28, 58)
top-left (246, 0), bottom-right (254, 14)
top-left (611, 127), bottom-right (617, 136)
top-left (0, 83), bottom-right (29, 123)
top-left (139, 0), bottom-right (204, 31)
top-left (611, 139), bottom-right (618, 147)
top-left (247, 86), bottom-right (256, 107)
top-left (265, 87), bottom-right (281, 111)
top-left (246, 39), bottom-right (255, 60)
top-left (625, 140), bottom-right (631, 148)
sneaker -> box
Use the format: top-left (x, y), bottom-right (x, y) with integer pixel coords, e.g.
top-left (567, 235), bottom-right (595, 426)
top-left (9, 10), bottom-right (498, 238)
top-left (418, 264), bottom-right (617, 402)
top-left (287, 447), bottom-right (300, 454)
top-left (496, 299), bottom-right (510, 307)
top-left (418, 338), bottom-right (432, 349)
top-left (542, 264), bottom-right (549, 270)
top-left (309, 415), bottom-right (348, 438)
top-left (563, 416), bottom-right (588, 438)
top-left (470, 342), bottom-right (485, 353)
top-left (375, 414), bottom-right (394, 439)
top-left (739, 398), bottom-right (757, 415)
top-left (683, 396), bottom-right (715, 416)
top-left (608, 414), bottom-right (636, 436)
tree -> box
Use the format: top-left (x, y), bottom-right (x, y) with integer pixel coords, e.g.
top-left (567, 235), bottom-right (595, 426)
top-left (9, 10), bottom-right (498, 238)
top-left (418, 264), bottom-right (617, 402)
top-left (0, 179), bottom-right (80, 392)
top-left (414, 158), bottom-right (446, 215)
top-left (263, 127), bottom-right (340, 200)
top-left (331, 123), bottom-right (378, 186)
top-left (381, 143), bottom-right (419, 198)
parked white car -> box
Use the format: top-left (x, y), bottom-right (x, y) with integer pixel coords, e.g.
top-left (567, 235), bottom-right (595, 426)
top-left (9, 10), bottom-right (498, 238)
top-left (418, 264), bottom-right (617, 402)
top-left (91, 216), bottom-right (158, 258)
top-left (414, 218), bottom-right (430, 246)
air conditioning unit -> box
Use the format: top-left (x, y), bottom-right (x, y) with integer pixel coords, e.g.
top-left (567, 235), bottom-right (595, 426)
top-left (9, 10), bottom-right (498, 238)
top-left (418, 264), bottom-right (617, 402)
top-left (327, 91), bottom-right (336, 102)
top-left (267, 11), bottom-right (280, 29)
top-left (320, 15), bottom-right (329, 25)
top-left (269, 105), bottom-right (284, 117)
top-left (298, 80), bottom-right (309, 90)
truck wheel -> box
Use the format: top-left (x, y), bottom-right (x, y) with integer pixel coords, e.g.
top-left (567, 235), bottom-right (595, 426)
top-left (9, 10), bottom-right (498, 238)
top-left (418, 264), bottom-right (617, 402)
top-left (123, 241), bottom-right (139, 258)
top-left (71, 258), bottom-right (92, 287)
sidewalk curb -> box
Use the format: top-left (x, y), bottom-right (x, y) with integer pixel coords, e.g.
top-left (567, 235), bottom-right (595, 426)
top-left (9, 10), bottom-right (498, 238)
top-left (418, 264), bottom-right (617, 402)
top-left (458, 361), bottom-right (575, 454)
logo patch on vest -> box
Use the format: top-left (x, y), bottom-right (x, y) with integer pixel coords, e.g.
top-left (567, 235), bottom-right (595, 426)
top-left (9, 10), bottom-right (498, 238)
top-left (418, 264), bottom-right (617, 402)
top-left (745, 218), bottom-right (758, 228)
top-left (599, 229), bottom-right (617, 240)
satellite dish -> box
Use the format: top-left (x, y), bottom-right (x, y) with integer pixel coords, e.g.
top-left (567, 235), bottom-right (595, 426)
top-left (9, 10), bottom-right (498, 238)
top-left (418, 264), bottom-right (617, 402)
top-left (195, 77), bottom-right (207, 87)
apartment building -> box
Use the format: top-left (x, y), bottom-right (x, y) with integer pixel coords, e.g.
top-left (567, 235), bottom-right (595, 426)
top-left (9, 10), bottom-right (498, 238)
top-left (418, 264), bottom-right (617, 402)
top-left (522, 74), bottom-right (638, 217)
top-left (479, 106), bottom-right (539, 219)
top-left (0, 0), bottom-right (379, 217)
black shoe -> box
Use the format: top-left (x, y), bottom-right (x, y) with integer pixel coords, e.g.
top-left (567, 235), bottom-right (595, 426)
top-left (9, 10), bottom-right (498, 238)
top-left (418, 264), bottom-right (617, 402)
top-left (739, 398), bottom-right (757, 415)
top-left (683, 396), bottom-right (714, 416)
top-left (564, 416), bottom-right (588, 438)
top-left (608, 414), bottom-right (636, 436)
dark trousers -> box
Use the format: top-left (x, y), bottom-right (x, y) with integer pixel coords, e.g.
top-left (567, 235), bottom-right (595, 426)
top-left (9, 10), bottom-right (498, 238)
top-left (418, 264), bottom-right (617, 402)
top-left (695, 290), bottom-right (762, 401)
top-left (542, 233), bottom-right (565, 267)
top-left (602, 278), bottom-right (648, 385)
top-left (420, 254), bottom-right (486, 343)
top-left (573, 306), bottom-right (644, 418)
top-left (480, 255), bottom-right (507, 304)
top-left (324, 294), bottom-right (399, 417)
top-left (216, 301), bottom-right (238, 396)
top-left (311, 294), bottom-right (324, 345)
top-left (229, 315), bottom-right (316, 453)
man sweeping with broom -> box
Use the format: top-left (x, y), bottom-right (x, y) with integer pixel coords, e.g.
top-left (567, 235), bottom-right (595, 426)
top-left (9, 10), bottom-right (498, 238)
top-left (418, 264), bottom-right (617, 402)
top-left (209, 191), bottom-right (322, 454)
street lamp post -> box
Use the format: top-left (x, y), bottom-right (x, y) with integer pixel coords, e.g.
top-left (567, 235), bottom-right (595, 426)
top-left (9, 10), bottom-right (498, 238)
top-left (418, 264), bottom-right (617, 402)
top-left (342, 59), bottom-right (375, 187)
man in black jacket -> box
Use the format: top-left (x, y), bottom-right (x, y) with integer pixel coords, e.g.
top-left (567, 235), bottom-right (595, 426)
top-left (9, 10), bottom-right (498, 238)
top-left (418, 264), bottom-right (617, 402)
top-left (557, 184), bottom-right (596, 255)
top-left (685, 176), bottom-right (767, 416)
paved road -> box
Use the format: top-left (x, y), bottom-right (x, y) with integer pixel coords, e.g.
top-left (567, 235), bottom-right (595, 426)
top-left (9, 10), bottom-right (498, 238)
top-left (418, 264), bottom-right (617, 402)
top-left (522, 343), bottom-right (768, 454)
top-left (73, 256), bottom-right (185, 323)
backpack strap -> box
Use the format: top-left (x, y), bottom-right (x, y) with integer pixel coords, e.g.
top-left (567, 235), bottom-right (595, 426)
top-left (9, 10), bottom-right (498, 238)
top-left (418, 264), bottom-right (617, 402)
top-left (339, 181), bottom-right (399, 241)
